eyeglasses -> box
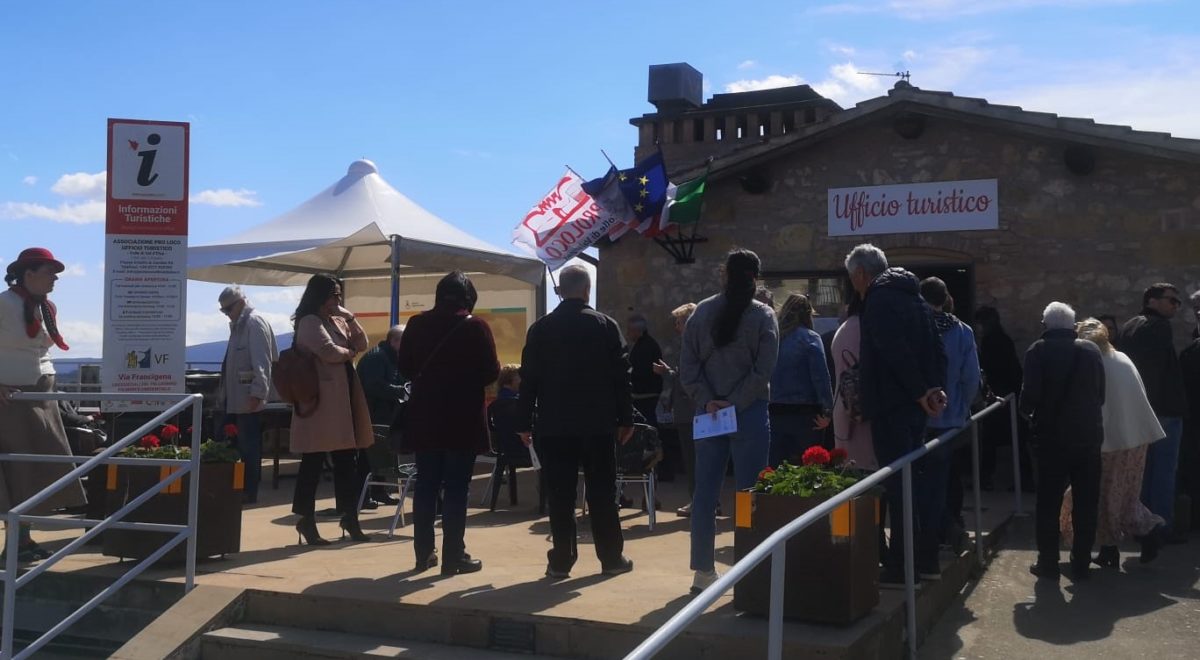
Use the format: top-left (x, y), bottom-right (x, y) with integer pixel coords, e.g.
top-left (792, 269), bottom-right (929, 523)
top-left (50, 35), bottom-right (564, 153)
top-left (220, 303), bottom-right (237, 314)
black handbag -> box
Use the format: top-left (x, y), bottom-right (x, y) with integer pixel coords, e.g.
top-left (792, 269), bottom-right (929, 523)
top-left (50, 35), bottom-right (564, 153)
top-left (388, 316), bottom-right (471, 452)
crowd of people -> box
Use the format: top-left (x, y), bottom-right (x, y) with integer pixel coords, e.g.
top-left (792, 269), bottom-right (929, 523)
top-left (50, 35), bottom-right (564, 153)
top-left (2, 241), bottom-right (1198, 596)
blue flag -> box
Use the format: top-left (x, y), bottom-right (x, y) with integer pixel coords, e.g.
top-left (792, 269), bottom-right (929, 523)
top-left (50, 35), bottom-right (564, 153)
top-left (618, 151), bottom-right (669, 222)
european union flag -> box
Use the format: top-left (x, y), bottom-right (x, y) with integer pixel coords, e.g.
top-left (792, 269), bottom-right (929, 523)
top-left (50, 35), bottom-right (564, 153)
top-left (618, 151), bottom-right (669, 221)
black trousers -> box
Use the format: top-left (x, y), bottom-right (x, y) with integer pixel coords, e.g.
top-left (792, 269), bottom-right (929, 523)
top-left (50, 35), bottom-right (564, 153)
top-left (413, 450), bottom-right (475, 563)
top-left (292, 449), bottom-right (358, 517)
top-left (541, 434), bottom-right (624, 571)
top-left (1035, 443), bottom-right (1101, 568)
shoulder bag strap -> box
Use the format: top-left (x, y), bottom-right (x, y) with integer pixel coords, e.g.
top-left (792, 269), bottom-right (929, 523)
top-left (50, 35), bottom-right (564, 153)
top-left (412, 315), bottom-right (473, 383)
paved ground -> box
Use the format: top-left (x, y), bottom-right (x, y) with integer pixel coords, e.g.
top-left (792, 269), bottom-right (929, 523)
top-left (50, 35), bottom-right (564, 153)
top-left (922, 514), bottom-right (1200, 660)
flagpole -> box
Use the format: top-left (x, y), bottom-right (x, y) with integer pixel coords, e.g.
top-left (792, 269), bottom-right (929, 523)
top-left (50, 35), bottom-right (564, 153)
top-left (546, 265), bottom-right (562, 302)
top-left (600, 149), bottom-right (618, 170)
top-left (566, 165), bottom-right (586, 181)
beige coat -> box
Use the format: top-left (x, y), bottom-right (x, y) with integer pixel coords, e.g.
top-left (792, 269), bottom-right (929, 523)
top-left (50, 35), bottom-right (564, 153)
top-left (288, 314), bottom-right (373, 454)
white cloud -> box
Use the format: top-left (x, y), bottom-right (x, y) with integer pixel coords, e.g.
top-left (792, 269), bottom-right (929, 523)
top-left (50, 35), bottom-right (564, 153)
top-left (60, 263), bottom-right (87, 278)
top-left (51, 321), bottom-right (104, 359)
top-left (190, 189), bottom-right (262, 207)
top-left (828, 44), bottom-right (857, 57)
top-left (51, 171), bottom-right (106, 200)
top-left (737, 60), bottom-right (758, 70)
top-left (21, 176), bottom-right (37, 186)
top-left (186, 312), bottom-right (232, 346)
top-left (724, 74), bottom-right (806, 93)
top-left (0, 200), bottom-right (105, 224)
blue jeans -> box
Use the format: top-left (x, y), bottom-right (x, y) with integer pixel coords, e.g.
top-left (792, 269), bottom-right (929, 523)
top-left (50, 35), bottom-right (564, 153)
top-left (413, 450), bottom-right (476, 563)
top-left (690, 399), bottom-right (771, 573)
top-left (1142, 416), bottom-right (1182, 532)
top-left (229, 412), bottom-right (262, 501)
top-left (768, 408), bottom-right (826, 467)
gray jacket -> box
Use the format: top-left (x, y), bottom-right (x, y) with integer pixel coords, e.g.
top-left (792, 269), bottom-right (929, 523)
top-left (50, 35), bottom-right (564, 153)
top-left (221, 307), bottom-right (279, 413)
top-left (679, 293), bottom-right (779, 413)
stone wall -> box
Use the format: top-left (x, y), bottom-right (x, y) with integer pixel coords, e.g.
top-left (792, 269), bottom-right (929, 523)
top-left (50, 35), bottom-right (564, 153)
top-left (597, 113), bottom-right (1200, 360)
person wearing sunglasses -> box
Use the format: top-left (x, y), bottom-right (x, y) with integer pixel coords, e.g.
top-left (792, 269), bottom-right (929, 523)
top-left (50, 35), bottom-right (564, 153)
top-left (1116, 283), bottom-right (1188, 544)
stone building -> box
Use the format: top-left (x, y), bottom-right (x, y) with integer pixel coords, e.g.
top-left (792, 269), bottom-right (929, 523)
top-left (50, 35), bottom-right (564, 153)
top-left (597, 63), bottom-right (1200, 354)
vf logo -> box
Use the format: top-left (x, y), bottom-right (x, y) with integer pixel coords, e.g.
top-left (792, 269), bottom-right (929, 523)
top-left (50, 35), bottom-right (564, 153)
top-left (127, 133), bottom-right (162, 187)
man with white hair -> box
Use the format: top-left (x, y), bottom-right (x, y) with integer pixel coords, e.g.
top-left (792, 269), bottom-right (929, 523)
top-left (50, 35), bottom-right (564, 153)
top-left (845, 243), bottom-right (947, 584)
top-left (218, 285), bottom-right (279, 504)
top-left (1020, 301), bottom-right (1105, 581)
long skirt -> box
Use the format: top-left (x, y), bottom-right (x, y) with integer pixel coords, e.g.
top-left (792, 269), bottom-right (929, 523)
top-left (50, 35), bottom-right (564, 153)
top-left (1061, 445), bottom-right (1163, 546)
top-left (0, 375), bottom-right (86, 515)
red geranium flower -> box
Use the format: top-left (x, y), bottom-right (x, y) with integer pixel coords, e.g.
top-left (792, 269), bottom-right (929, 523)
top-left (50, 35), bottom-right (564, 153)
top-left (801, 446), bottom-right (831, 466)
top-left (139, 434), bottom-right (161, 449)
top-left (223, 423), bottom-right (239, 439)
top-left (160, 424), bottom-right (180, 442)
top-left (758, 466), bottom-right (775, 481)
top-left (829, 447), bottom-right (849, 465)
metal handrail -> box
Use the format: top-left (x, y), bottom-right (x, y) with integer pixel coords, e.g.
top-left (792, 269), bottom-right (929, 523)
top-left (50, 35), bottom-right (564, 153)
top-left (626, 394), bottom-right (1018, 660)
top-left (0, 391), bottom-right (203, 659)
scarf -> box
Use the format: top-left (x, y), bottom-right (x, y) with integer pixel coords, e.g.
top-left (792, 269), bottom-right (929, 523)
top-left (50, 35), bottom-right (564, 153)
top-left (10, 285), bottom-right (68, 351)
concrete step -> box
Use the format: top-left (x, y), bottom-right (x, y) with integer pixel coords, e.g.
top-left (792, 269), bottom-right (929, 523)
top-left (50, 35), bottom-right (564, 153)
top-left (201, 623), bottom-right (556, 659)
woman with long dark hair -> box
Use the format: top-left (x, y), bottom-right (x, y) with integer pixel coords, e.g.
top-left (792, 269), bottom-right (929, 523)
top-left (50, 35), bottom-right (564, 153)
top-left (679, 249), bottom-right (778, 593)
top-left (289, 274), bottom-right (374, 546)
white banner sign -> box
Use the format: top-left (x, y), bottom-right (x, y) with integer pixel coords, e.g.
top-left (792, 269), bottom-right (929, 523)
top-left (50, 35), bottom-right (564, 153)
top-left (828, 179), bottom-right (998, 237)
top-left (102, 119), bottom-right (189, 412)
top-left (512, 169), bottom-right (626, 270)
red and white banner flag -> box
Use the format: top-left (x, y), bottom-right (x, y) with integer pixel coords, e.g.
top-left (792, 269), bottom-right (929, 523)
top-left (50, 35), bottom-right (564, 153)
top-left (512, 169), bottom-right (626, 270)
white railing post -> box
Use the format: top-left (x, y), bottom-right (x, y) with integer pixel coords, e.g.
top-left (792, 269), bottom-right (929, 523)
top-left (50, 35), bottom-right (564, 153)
top-left (1008, 396), bottom-right (1024, 516)
top-left (3, 512), bottom-right (19, 658)
top-left (622, 398), bottom-right (1012, 660)
top-left (971, 421), bottom-right (985, 566)
top-left (768, 546), bottom-right (785, 660)
top-left (185, 397), bottom-right (202, 593)
top-left (902, 463), bottom-right (917, 660)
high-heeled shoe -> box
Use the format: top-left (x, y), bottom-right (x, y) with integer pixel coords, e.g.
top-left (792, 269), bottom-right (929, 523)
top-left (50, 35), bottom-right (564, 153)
top-left (1092, 545), bottom-right (1119, 568)
top-left (340, 514), bottom-right (370, 542)
top-left (295, 515), bottom-right (330, 546)
top-left (1139, 525), bottom-right (1164, 564)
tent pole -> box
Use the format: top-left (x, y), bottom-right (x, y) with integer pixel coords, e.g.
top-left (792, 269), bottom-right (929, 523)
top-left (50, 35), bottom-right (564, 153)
top-left (390, 234), bottom-right (401, 327)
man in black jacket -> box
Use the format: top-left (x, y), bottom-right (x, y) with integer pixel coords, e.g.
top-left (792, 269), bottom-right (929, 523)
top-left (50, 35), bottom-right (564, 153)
top-left (1117, 283), bottom-right (1187, 541)
top-left (518, 265), bottom-right (635, 579)
top-left (845, 244), bottom-right (947, 582)
top-left (1021, 302), bottom-right (1105, 581)
top-left (356, 324), bottom-right (406, 506)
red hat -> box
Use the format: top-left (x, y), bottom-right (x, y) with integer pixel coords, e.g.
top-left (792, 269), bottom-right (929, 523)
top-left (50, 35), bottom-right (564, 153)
top-left (6, 247), bottom-right (65, 278)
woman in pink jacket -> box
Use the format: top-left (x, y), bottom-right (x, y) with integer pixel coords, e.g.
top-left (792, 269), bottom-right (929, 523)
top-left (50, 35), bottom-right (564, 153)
top-left (832, 293), bottom-right (877, 470)
top-left (289, 274), bottom-right (374, 546)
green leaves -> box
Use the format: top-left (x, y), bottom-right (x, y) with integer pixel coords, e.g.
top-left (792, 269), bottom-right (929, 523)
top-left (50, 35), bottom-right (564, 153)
top-left (752, 461), bottom-right (859, 499)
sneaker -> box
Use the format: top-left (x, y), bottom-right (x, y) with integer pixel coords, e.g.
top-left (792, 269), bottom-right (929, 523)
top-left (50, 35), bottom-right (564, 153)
top-left (601, 556), bottom-right (634, 576)
top-left (690, 569), bottom-right (720, 594)
top-left (676, 503), bottom-right (692, 517)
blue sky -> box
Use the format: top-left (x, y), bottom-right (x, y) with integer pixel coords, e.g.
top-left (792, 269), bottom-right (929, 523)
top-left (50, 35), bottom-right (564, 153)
top-left (2, 0), bottom-right (1197, 357)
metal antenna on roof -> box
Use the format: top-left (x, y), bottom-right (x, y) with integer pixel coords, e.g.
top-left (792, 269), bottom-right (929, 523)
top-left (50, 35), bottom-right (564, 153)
top-left (857, 70), bottom-right (911, 83)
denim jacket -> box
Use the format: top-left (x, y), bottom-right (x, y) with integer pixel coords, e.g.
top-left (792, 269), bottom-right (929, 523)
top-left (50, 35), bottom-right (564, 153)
top-left (769, 327), bottom-right (833, 410)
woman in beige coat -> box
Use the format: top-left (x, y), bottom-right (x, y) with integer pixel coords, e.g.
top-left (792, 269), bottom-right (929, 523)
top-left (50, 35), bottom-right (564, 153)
top-left (290, 274), bottom-right (373, 546)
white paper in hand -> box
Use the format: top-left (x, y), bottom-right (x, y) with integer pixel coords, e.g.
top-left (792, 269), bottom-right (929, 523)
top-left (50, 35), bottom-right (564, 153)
top-left (527, 444), bottom-right (542, 470)
top-left (693, 406), bottom-right (738, 440)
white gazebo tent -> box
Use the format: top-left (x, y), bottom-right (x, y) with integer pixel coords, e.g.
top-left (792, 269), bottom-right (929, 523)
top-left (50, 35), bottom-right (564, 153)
top-left (187, 159), bottom-right (546, 363)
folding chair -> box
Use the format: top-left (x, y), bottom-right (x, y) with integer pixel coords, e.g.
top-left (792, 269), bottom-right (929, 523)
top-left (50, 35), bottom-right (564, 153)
top-left (615, 469), bottom-right (658, 531)
top-left (358, 425), bottom-right (418, 538)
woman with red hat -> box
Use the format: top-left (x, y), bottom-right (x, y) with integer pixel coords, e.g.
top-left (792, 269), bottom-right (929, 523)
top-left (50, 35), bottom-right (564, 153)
top-left (0, 247), bottom-right (86, 561)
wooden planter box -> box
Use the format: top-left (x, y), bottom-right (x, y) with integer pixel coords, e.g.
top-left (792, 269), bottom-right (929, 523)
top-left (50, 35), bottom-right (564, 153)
top-left (102, 462), bottom-right (244, 563)
top-left (733, 491), bottom-right (879, 625)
